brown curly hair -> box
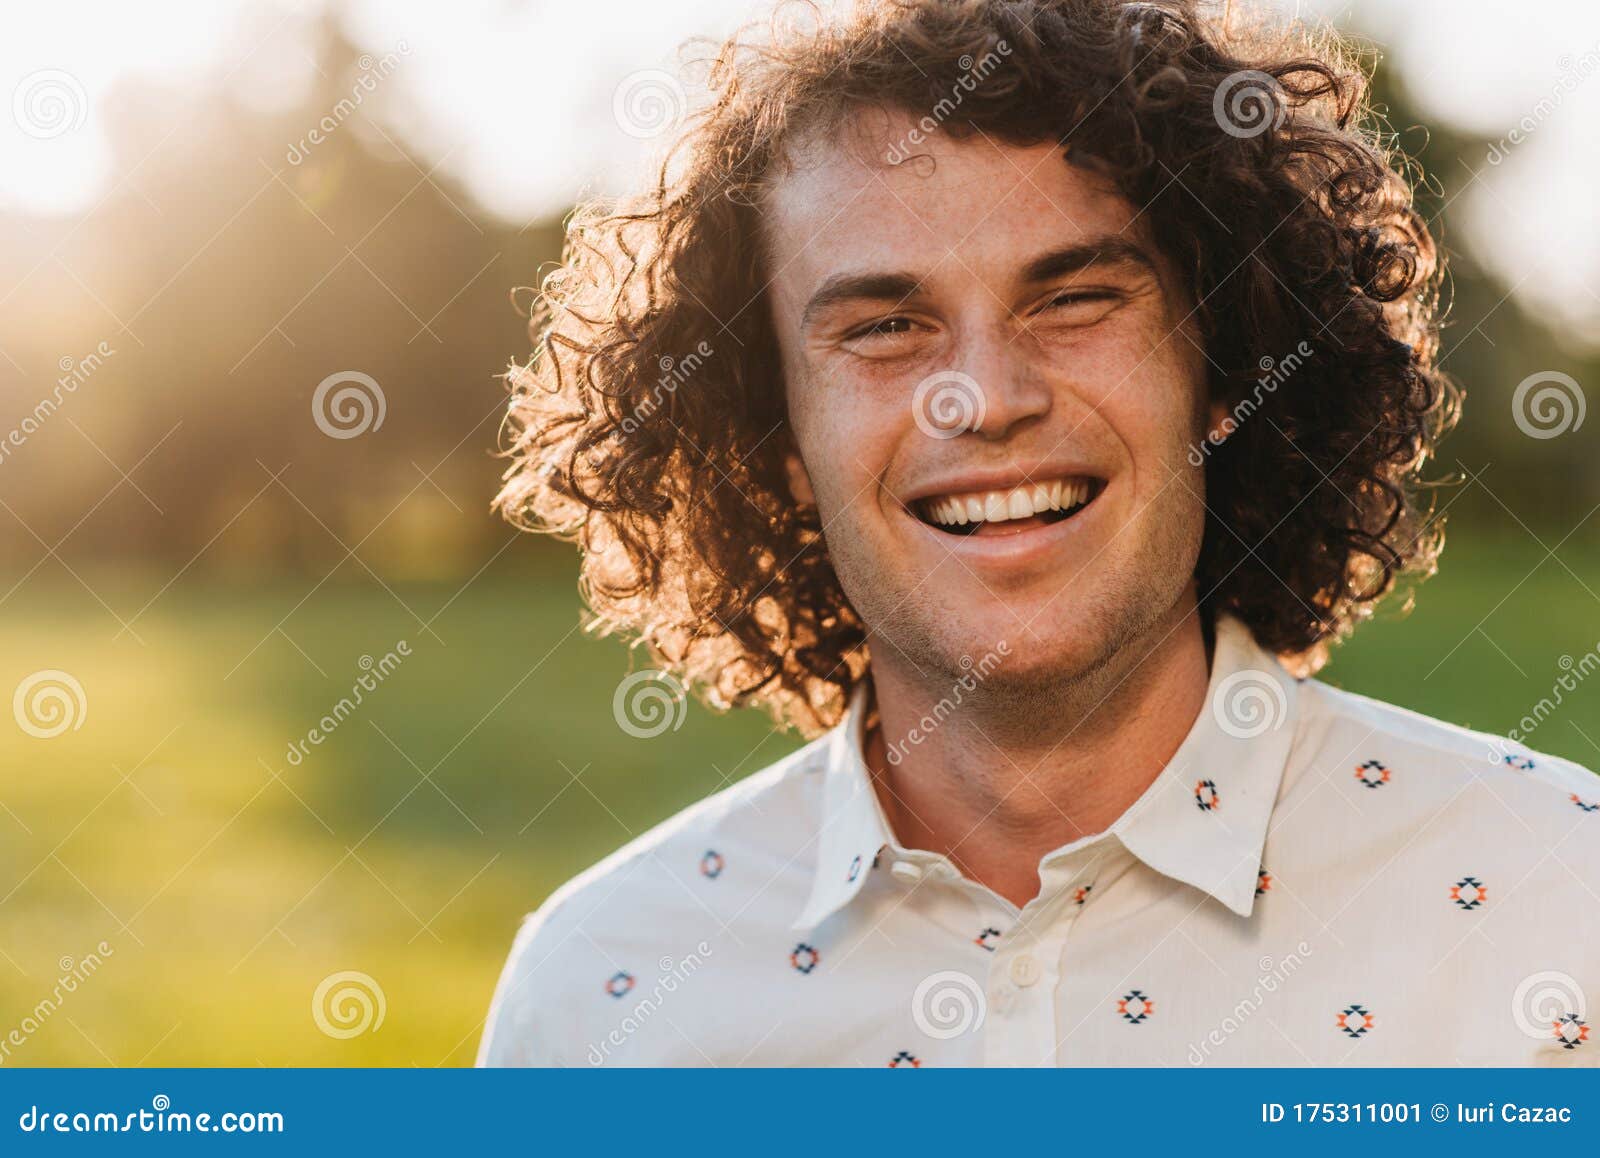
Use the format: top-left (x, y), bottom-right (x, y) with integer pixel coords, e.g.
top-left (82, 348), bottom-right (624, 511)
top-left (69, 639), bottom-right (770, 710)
top-left (495, 0), bottom-right (1457, 735)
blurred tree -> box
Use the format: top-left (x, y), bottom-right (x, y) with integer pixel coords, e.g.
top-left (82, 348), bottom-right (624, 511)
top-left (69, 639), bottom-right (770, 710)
top-left (0, 17), bottom-right (565, 579)
top-left (0, 20), bottom-right (1592, 583)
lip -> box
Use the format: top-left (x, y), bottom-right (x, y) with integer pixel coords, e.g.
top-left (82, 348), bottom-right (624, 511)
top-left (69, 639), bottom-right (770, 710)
top-left (899, 478), bottom-right (1109, 566)
top-left (900, 462), bottom-right (1103, 506)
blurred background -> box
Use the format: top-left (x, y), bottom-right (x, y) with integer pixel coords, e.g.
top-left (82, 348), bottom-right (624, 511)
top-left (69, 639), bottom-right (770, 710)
top-left (1, 0), bottom-right (1596, 1065)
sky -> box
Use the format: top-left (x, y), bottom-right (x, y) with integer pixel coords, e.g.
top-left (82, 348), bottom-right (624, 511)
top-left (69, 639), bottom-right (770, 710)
top-left (3, 0), bottom-right (1598, 339)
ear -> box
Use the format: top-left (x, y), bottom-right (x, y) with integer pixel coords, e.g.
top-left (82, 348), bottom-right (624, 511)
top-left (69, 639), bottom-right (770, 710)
top-left (785, 451), bottom-right (816, 506)
top-left (1204, 396), bottom-right (1231, 445)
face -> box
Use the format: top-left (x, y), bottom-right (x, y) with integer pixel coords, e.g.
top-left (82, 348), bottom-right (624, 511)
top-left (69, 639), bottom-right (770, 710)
top-left (765, 110), bottom-right (1219, 690)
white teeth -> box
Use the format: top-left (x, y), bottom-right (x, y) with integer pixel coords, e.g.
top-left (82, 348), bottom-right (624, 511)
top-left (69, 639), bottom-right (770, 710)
top-left (920, 476), bottom-right (1095, 527)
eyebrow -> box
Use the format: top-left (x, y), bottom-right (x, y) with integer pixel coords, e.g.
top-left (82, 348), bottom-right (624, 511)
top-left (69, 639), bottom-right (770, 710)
top-left (800, 272), bottom-right (926, 329)
top-left (1019, 237), bottom-right (1160, 284)
top-left (798, 235), bottom-right (1160, 329)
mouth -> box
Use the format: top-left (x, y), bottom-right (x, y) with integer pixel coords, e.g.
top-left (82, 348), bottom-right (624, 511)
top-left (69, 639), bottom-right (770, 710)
top-left (911, 475), bottom-right (1104, 537)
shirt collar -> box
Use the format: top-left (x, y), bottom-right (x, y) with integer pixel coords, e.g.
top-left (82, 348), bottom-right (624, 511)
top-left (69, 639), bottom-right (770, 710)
top-left (792, 615), bottom-right (1299, 931)
top-left (792, 682), bottom-right (894, 931)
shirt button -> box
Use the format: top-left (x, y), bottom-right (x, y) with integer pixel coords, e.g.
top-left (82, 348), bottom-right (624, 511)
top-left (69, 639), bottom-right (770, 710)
top-left (889, 860), bottom-right (924, 885)
top-left (1008, 954), bottom-right (1041, 987)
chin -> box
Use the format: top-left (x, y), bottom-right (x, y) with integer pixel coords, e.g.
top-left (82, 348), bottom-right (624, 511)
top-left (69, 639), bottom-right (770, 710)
top-left (924, 611), bottom-right (1108, 689)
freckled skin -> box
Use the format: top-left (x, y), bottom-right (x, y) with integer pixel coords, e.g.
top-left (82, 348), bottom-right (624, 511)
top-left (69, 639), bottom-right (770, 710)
top-left (766, 111), bottom-right (1220, 706)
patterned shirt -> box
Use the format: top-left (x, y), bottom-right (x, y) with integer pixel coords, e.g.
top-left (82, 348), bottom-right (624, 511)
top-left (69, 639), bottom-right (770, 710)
top-left (478, 617), bottom-right (1600, 1066)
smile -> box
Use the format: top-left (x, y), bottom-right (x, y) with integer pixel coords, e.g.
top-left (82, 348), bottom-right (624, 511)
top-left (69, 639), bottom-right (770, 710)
top-left (913, 475), bottom-right (1102, 537)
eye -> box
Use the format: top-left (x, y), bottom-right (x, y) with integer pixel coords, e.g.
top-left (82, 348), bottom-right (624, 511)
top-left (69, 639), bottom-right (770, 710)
top-left (1029, 287), bottom-right (1122, 328)
top-left (848, 315), bottom-right (917, 340)
top-left (1044, 289), bottom-right (1117, 311)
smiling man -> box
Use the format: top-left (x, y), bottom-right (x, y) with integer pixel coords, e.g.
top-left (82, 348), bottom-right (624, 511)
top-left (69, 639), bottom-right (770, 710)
top-left (480, 0), bottom-right (1600, 1066)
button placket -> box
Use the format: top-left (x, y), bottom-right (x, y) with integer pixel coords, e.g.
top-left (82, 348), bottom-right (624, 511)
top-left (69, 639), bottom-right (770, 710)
top-left (889, 860), bottom-right (924, 886)
top-left (981, 846), bottom-right (1125, 1067)
top-left (1008, 953), bottom-right (1041, 987)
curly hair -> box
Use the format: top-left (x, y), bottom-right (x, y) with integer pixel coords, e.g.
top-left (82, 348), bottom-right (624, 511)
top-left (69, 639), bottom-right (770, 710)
top-left (495, 0), bottom-right (1457, 735)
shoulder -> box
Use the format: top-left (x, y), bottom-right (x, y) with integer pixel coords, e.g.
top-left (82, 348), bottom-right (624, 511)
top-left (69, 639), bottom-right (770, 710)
top-left (1296, 676), bottom-right (1598, 797)
top-left (1286, 676), bottom-right (1600, 874)
top-left (476, 733), bottom-right (829, 1066)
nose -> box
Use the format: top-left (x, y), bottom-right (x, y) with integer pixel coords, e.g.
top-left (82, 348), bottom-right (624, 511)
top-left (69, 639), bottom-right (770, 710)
top-left (917, 328), bottom-right (1053, 442)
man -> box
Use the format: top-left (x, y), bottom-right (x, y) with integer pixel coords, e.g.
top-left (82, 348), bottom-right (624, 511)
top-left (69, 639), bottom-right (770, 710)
top-left (479, 0), bottom-right (1598, 1066)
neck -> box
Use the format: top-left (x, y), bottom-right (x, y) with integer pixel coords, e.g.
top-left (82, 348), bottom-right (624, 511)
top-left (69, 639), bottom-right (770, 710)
top-left (863, 596), bottom-right (1211, 910)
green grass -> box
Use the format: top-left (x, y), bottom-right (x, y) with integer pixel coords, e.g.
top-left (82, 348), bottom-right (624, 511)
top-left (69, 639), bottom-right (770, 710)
top-left (1, 528), bottom-right (1596, 1065)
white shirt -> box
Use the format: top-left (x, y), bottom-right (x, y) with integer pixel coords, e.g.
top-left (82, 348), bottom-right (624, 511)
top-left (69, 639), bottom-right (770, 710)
top-left (478, 617), bottom-right (1600, 1067)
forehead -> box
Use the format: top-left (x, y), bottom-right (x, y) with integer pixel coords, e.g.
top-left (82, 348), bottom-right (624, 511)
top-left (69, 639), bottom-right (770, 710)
top-left (761, 109), bottom-right (1145, 292)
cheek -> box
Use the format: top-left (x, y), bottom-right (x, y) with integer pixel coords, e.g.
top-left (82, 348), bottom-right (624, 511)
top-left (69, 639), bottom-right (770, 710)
top-left (787, 361), bottom-right (907, 511)
top-left (1073, 337), bottom-right (1205, 462)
